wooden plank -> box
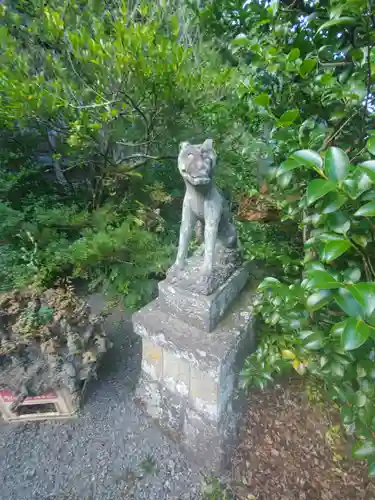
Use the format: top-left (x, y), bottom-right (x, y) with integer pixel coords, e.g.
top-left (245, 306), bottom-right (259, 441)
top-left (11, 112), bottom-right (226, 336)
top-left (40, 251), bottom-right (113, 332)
top-left (0, 388), bottom-right (81, 423)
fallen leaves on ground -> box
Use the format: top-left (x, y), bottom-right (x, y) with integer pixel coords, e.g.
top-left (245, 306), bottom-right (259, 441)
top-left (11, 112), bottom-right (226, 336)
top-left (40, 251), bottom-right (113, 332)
top-left (232, 378), bottom-right (375, 500)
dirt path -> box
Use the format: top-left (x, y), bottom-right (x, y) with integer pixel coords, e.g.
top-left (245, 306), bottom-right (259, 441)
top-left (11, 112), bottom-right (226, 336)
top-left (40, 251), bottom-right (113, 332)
top-left (231, 378), bottom-right (375, 500)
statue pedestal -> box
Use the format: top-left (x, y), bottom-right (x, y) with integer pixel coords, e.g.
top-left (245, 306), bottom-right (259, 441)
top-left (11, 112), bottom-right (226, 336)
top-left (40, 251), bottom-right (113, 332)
top-left (132, 260), bottom-right (258, 471)
top-left (158, 264), bottom-right (250, 332)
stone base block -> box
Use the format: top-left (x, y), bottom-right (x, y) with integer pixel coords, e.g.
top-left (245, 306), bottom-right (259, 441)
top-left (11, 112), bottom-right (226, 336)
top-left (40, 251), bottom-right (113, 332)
top-left (132, 286), bottom-right (256, 470)
top-left (166, 244), bottom-right (241, 296)
top-left (158, 263), bottom-right (250, 332)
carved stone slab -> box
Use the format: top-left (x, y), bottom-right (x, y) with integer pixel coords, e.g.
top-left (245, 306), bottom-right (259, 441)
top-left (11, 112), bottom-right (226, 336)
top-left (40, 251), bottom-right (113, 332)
top-left (159, 263), bottom-right (250, 332)
top-left (166, 244), bottom-right (241, 296)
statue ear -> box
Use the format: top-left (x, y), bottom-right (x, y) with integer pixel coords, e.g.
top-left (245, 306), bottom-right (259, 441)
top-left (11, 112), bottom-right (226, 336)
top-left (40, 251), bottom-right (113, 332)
top-left (201, 138), bottom-right (213, 151)
top-left (179, 141), bottom-right (190, 151)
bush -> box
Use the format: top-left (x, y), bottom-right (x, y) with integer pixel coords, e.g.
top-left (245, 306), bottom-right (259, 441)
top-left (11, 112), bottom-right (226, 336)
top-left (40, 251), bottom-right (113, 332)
top-left (197, 0), bottom-right (375, 476)
top-left (0, 0), bottom-right (254, 306)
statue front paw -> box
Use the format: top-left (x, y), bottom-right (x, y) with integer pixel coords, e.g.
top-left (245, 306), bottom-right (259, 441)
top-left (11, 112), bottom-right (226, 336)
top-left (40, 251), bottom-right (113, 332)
top-left (198, 266), bottom-right (214, 294)
top-left (200, 264), bottom-right (213, 278)
top-left (167, 260), bottom-right (185, 276)
top-left (199, 265), bottom-right (213, 284)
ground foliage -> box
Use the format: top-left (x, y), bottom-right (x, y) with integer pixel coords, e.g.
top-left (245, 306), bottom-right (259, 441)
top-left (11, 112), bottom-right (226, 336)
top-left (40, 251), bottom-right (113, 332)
top-left (232, 378), bottom-right (375, 499)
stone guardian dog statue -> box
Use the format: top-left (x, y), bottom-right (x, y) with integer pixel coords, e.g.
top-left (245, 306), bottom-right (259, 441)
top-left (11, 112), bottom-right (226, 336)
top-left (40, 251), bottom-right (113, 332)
top-left (171, 139), bottom-right (238, 285)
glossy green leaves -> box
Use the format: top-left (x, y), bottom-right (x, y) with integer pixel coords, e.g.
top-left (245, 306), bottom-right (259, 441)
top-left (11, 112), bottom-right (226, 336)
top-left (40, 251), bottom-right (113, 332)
top-left (300, 59), bottom-right (316, 77)
top-left (307, 270), bottom-right (340, 289)
top-left (307, 289), bottom-right (332, 311)
top-left (316, 17), bottom-right (356, 34)
top-left (353, 441), bottom-right (375, 459)
top-left (334, 288), bottom-right (363, 317)
top-left (321, 240), bottom-right (351, 262)
top-left (347, 283), bottom-right (375, 318)
top-left (307, 179), bottom-right (335, 206)
top-left (277, 109), bottom-right (299, 127)
top-left (321, 192), bottom-right (347, 214)
top-left (292, 149), bottom-right (323, 169)
top-left (324, 147), bottom-right (349, 182)
top-left (341, 318), bottom-right (370, 350)
top-left (254, 93), bottom-right (270, 107)
top-left (354, 201), bottom-right (375, 217)
top-left (359, 161), bottom-right (375, 183)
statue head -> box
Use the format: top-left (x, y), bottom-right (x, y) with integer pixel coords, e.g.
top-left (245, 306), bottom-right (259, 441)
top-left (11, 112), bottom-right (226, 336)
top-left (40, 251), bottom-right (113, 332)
top-left (178, 139), bottom-right (216, 186)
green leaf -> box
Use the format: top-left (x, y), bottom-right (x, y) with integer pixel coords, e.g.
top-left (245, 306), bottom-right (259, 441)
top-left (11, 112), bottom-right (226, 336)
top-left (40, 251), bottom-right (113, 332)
top-left (329, 6), bottom-right (342, 19)
top-left (231, 35), bottom-right (249, 46)
top-left (359, 161), bottom-right (375, 183)
top-left (291, 149), bottom-right (323, 169)
top-left (331, 362), bottom-right (345, 377)
top-left (307, 179), bottom-right (335, 206)
top-left (356, 391), bottom-right (367, 407)
top-left (303, 332), bottom-right (324, 350)
top-left (321, 192), bottom-right (347, 214)
top-left (307, 270), bottom-right (341, 289)
top-left (277, 170), bottom-right (293, 188)
top-left (281, 349), bottom-right (295, 360)
top-left (316, 17), bottom-right (356, 34)
top-left (361, 191), bottom-right (375, 201)
top-left (322, 239), bottom-right (351, 262)
top-left (306, 289), bottom-right (332, 311)
top-left (355, 171), bottom-right (372, 197)
top-left (306, 261), bottom-right (326, 271)
top-left (367, 137), bottom-right (375, 155)
top-left (354, 201), bottom-right (375, 216)
top-left (331, 320), bottom-right (346, 336)
top-left (258, 277), bottom-right (281, 290)
top-left (288, 48), bottom-right (300, 61)
top-left (324, 147), bottom-right (349, 182)
top-left (334, 288), bottom-right (363, 317)
top-left (340, 405), bottom-right (354, 425)
top-left (277, 158), bottom-right (299, 177)
top-left (342, 267), bottom-right (361, 283)
top-left (342, 170), bottom-right (373, 200)
top-left (300, 58), bottom-right (316, 77)
top-left (352, 234), bottom-right (368, 247)
top-left (353, 440), bottom-right (375, 459)
top-left (299, 330), bottom-right (316, 340)
top-left (342, 179), bottom-right (359, 199)
top-left (319, 232), bottom-right (347, 242)
top-left (254, 93), bottom-right (270, 107)
top-left (327, 211), bottom-right (351, 234)
top-left (341, 317), bottom-right (370, 350)
top-left (277, 109), bottom-right (299, 127)
top-left (347, 283), bottom-right (375, 317)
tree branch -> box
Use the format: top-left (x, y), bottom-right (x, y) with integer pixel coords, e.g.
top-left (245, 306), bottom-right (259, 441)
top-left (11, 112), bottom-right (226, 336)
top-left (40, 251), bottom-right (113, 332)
top-left (320, 109), bottom-right (360, 150)
top-left (116, 140), bottom-right (153, 148)
top-left (121, 92), bottom-right (150, 130)
top-left (116, 153), bottom-right (175, 166)
top-left (365, 1), bottom-right (373, 114)
top-left (68, 99), bottom-right (120, 109)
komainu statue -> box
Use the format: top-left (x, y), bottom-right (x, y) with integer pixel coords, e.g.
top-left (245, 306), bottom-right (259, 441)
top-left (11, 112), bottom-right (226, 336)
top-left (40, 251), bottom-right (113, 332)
top-left (168, 138), bottom-right (240, 294)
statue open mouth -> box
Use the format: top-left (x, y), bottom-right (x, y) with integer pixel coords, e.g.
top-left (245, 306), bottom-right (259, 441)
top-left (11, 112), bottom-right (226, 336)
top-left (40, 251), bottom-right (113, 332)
top-left (188, 176), bottom-right (211, 186)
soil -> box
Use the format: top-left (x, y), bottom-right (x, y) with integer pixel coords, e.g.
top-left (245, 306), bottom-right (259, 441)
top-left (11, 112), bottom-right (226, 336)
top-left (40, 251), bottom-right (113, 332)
top-left (231, 378), bottom-right (375, 500)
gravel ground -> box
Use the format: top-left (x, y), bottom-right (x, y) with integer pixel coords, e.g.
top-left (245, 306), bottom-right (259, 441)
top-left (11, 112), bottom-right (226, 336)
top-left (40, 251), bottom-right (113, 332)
top-left (0, 296), bottom-right (203, 500)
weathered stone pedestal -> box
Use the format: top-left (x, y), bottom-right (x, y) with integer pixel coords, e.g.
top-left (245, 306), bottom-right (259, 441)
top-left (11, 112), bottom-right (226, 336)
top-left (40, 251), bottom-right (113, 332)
top-left (132, 255), bottom-right (257, 471)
